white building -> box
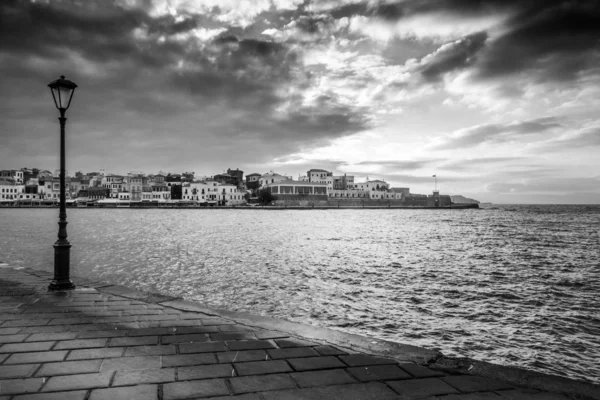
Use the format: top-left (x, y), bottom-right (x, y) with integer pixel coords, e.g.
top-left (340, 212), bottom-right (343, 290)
top-left (325, 174), bottom-right (355, 191)
top-left (307, 169), bottom-right (331, 184)
top-left (102, 175), bottom-right (124, 198)
top-left (265, 179), bottom-right (328, 197)
top-left (259, 172), bottom-right (289, 188)
top-left (182, 182), bottom-right (208, 202)
top-left (13, 170), bottom-right (24, 184)
top-left (38, 177), bottom-right (70, 201)
top-left (0, 181), bottom-right (23, 202)
top-left (151, 185), bottom-right (171, 202)
top-left (218, 183), bottom-right (247, 205)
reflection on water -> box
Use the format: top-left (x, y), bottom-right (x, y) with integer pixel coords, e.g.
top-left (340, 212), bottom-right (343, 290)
top-left (1, 205), bottom-right (599, 383)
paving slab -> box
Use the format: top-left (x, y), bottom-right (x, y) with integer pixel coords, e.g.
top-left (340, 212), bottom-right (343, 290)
top-left (386, 376), bottom-right (459, 397)
top-left (89, 384), bottom-right (159, 400)
top-left (11, 390), bottom-right (88, 400)
top-left (234, 360), bottom-right (293, 376)
top-left (229, 373), bottom-right (297, 394)
top-left (163, 378), bottom-right (229, 399)
top-left (287, 356), bottom-right (346, 371)
top-left (178, 364), bottom-right (234, 380)
top-left (0, 364), bottom-right (39, 379)
top-left (346, 364), bottom-right (412, 382)
top-left (36, 359), bottom-right (102, 376)
top-left (41, 371), bottom-right (113, 392)
top-left (112, 367), bottom-right (176, 386)
top-left (291, 368), bottom-right (357, 388)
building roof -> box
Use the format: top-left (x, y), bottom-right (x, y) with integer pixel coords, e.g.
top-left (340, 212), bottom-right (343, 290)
top-left (267, 179), bottom-right (327, 187)
top-left (246, 173), bottom-right (261, 177)
top-left (308, 169), bottom-right (330, 173)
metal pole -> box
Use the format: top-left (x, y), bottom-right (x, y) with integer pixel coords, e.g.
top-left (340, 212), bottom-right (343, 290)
top-left (49, 109), bottom-right (75, 290)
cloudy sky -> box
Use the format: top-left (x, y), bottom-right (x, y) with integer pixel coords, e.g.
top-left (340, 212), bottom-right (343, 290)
top-left (1, 0), bottom-right (599, 203)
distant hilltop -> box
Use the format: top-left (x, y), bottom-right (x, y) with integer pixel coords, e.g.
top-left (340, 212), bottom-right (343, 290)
top-left (451, 195), bottom-right (480, 204)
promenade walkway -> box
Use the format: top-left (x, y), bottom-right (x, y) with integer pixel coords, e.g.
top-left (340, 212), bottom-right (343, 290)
top-left (0, 267), bottom-right (587, 399)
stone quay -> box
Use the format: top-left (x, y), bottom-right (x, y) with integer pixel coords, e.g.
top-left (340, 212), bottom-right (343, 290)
top-left (1, 266), bottom-right (598, 399)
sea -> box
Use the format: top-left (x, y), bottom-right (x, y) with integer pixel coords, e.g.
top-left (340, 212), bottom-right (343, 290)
top-left (0, 204), bottom-right (599, 384)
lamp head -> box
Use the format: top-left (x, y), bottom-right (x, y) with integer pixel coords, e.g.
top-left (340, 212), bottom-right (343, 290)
top-left (48, 75), bottom-right (78, 111)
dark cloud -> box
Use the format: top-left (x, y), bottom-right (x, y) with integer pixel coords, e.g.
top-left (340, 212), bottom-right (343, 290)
top-left (474, 1), bottom-right (600, 82)
top-left (0, 0), bottom-right (149, 61)
top-left (0, 0), bottom-right (372, 173)
top-left (322, 0), bottom-right (600, 82)
top-left (431, 117), bottom-right (562, 149)
top-left (419, 32), bottom-right (488, 81)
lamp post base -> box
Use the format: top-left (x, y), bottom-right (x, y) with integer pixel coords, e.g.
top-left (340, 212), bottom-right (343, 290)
top-left (49, 242), bottom-right (75, 291)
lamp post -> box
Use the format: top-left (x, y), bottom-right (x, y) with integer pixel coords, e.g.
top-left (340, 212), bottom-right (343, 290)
top-left (48, 75), bottom-right (77, 291)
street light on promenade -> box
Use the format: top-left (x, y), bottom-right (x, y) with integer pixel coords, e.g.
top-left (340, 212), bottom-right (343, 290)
top-left (47, 75), bottom-right (77, 291)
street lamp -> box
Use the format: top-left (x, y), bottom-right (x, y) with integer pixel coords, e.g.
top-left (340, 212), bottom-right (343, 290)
top-left (48, 75), bottom-right (77, 291)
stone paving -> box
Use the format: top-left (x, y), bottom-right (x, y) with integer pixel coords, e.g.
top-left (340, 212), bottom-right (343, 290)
top-left (0, 267), bottom-right (578, 399)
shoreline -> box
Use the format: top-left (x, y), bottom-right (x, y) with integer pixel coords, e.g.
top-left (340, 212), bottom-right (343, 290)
top-left (1, 204), bottom-right (480, 210)
top-left (3, 265), bottom-right (598, 399)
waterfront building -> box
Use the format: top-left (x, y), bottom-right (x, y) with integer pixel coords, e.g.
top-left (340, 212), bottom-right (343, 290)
top-left (245, 173), bottom-right (261, 195)
top-left (0, 179), bottom-right (23, 203)
top-left (154, 174), bottom-right (166, 185)
top-left (118, 192), bottom-right (131, 201)
top-left (38, 177), bottom-right (70, 201)
top-left (21, 168), bottom-right (37, 185)
top-left (182, 172), bottom-right (195, 182)
top-left (182, 181), bottom-right (207, 203)
top-left (77, 187), bottom-right (110, 203)
top-left (102, 174), bottom-right (124, 198)
top-left (165, 174), bottom-right (182, 186)
top-left (151, 185), bottom-right (171, 202)
top-left (391, 188), bottom-right (410, 197)
top-left (69, 178), bottom-right (89, 198)
top-left (0, 170), bottom-right (24, 184)
top-left (204, 180), bottom-right (220, 204)
top-left (14, 170), bottom-right (24, 184)
top-left (329, 189), bottom-right (370, 199)
top-left (227, 168), bottom-right (244, 188)
top-left (265, 179), bottom-right (328, 201)
top-left (213, 172), bottom-right (238, 187)
top-left (17, 188), bottom-right (41, 202)
top-left (217, 183), bottom-right (246, 205)
top-left (127, 174), bottom-right (144, 201)
top-left (259, 172), bottom-right (290, 188)
top-left (307, 169), bottom-right (331, 184)
top-left (141, 188), bottom-right (153, 202)
top-left (325, 174), bottom-right (355, 191)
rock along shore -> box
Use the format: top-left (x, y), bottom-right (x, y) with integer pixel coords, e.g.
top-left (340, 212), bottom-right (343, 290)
top-left (1, 266), bottom-right (598, 400)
